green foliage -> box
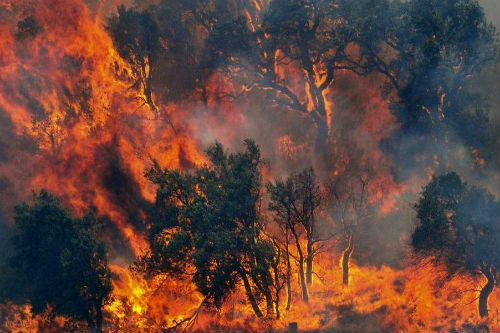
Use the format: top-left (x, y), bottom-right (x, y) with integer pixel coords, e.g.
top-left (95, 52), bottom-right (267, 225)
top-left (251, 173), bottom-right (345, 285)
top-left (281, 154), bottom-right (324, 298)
top-left (106, 0), bottom-right (498, 161)
top-left (367, 0), bottom-right (500, 171)
top-left (9, 191), bottom-right (112, 331)
top-left (137, 140), bottom-right (280, 315)
top-left (412, 172), bottom-right (500, 277)
top-left (411, 172), bottom-right (500, 316)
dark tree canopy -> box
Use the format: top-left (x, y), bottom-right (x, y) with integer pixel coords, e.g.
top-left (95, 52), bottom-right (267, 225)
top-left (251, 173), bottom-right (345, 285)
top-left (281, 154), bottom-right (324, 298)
top-left (411, 172), bottom-right (500, 317)
top-left (9, 191), bottom-right (113, 333)
top-left (205, 0), bottom-right (374, 151)
top-left (108, 0), bottom-right (262, 108)
top-left (137, 140), bottom-right (282, 318)
top-left (106, 0), bottom-right (499, 167)
top-left (370, 0), bottom-right (500, 174)
top-left (107, 5), bottom-right (161, 117)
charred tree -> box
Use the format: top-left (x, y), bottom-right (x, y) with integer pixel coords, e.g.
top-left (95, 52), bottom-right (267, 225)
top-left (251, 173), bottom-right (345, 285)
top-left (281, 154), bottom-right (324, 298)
top-left (292, 225), bottom-right (309, 303)
top-left (341, 233), bottom-right (354, 286)
top-left (239, 270), bottom-right (264, 318)
top-left (284, 228), bottom-right (292, 310)
top-left (479, 266), bottom-right (495, 317)
top-left (297, 169), bottom-right (321, 285)
top-left (268, 174), bottom-right (308, 302)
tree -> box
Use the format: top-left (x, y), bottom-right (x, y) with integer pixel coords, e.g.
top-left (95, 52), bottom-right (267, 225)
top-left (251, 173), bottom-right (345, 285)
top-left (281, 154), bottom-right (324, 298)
top-left (136, 0), bottom-right (221, 106)
top-left (267, 168), bottom-right (325, 303)
top-left (297, 169), bottom-right (323, 285)
top-left (108, 1), bottom-right (263, 110)
top-left (327, 167), bottom-right (374, 286)
top-left (411, 172), bottom-right (500, 317)
top-left (267, 177), bottom-right (297, 307)
top-left (107, 5), bottom-right (162, 119)
top-left (206, 0), bottom-right (372, 152)
top-left (137, 140), bottom-right (283, 318)
top-left (9, 191), bottom-right (113, 333)
top-left (364, 0), bottom-right (500, 171)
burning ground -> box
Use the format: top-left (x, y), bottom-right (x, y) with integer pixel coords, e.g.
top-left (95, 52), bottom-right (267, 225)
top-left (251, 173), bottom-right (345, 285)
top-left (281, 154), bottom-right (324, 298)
top-left (0, 0), bottom-right (499, 332)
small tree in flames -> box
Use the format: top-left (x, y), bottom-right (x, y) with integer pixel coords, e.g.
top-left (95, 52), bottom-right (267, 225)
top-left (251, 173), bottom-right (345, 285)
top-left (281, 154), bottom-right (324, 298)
top-left (267, 168), bottom-right (325, 303)
top-left (326, 167), bottom-right (374, 287)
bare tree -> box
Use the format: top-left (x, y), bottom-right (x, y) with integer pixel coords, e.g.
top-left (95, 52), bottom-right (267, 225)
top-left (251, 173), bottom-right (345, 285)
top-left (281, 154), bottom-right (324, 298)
top-left (296, 169), bottom-right (322, 285)
top-left (328, 169), bottom-right (372, 286)
top-left (268, 168), bottom-right (328, 303)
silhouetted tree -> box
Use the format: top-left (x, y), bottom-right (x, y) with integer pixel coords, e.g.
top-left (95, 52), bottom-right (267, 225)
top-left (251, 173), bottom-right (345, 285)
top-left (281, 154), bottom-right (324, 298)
top-left (139, 0), bottom-right (218, 105)
top-left (137, 140), bottom-right (282, 318)
top-left (362, 0), bottom-right (499, 171)
top-left (267, 168), bottom-right (325, 303)
top-left (107, 6), bottom-right (161, 119)
top-left (411, 172), bottom-right (500, 317)
top-left (109, 0), bottom-right (262, 108)
top-left (296, 169), bottom-right (322, 285)
top-left (206, 0), bottom-right (373, 152)
top-left (327, 166), bottom-right (374, 286)
top-left (268, 174), bottom-right (308, 303)
top-left (9, 191), bottom-right (113, 333)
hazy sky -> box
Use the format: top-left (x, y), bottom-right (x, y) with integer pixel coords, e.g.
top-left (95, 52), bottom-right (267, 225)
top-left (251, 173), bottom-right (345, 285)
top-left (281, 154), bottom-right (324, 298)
top-left (480, 0), bottom-right (500, 28)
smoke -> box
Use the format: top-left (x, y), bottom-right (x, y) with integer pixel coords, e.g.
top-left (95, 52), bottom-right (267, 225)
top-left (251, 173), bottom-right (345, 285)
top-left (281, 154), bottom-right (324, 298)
top-left (480, 0), bottom-right (500, 28)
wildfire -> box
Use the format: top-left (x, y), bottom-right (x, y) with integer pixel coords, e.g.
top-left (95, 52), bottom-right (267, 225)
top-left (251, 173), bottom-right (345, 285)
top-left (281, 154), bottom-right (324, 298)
top-left (0, 0), bottom-right (205, 255)
top-left (0, 0), bottom-right (498, 332)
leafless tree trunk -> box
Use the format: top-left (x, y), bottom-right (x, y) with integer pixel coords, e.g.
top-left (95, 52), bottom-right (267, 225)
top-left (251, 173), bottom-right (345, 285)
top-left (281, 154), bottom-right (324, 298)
top-left (239, 271), bottom-right (264, 317)
top-left (342, 233), bottom-right (354, 286)
top-left (291, 227), bottom-right (309, 302)
top-left (479, 266), bottom-right (495, 317)
top-left (306, 211), bottom-right (315, 285)
top-left (285, 228), bottom-right (292, 310)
